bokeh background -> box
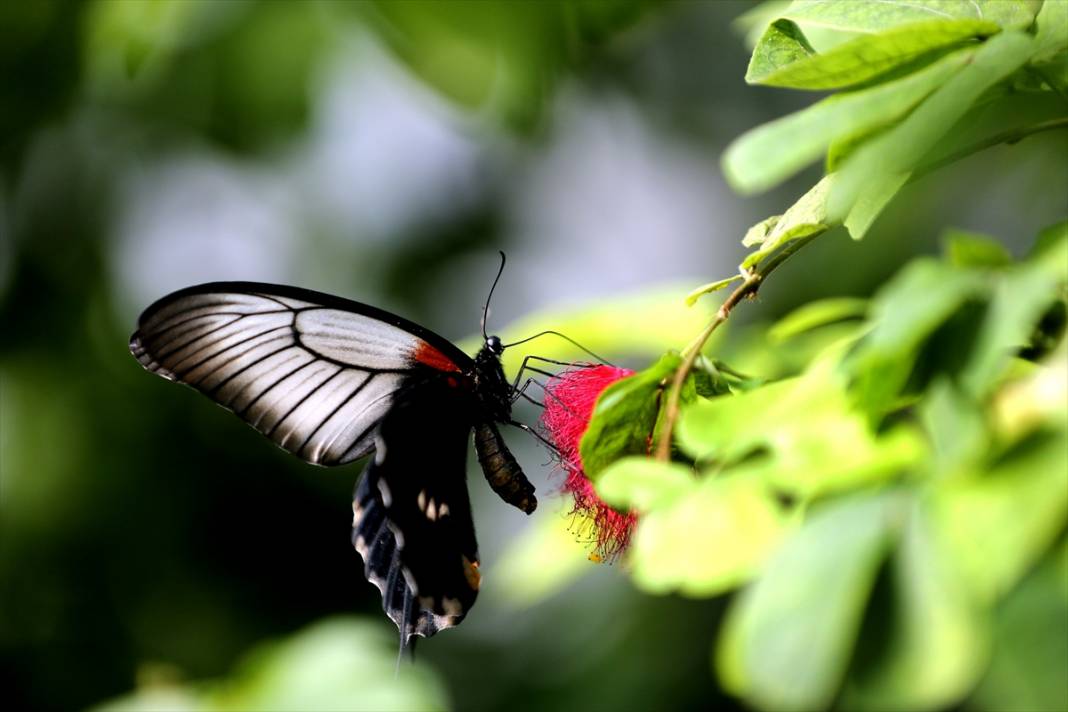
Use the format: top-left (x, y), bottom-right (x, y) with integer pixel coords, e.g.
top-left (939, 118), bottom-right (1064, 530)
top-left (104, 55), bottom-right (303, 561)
top-left (2, 1), bottom-right (1065, 710)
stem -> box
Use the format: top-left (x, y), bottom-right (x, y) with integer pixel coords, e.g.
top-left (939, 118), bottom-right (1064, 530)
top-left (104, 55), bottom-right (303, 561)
top-left (653, 117), bottom-right (1068, 461)
top-left (654, 234), bottom-right (818, 461)
top-left (912, 117), bottom-right (1068, 180)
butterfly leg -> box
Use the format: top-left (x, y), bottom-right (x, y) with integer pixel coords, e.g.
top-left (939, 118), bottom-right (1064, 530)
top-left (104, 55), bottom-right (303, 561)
top-left (507, 418), bottom-right (560, 455)
top-left (511, 372), bottom-right (580, 421)
top-left (509, 354), bottom-right (583, 392)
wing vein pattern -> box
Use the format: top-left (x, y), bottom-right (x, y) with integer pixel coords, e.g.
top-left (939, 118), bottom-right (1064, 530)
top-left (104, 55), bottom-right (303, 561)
top-left (130, 283), bottom-right (471, 466)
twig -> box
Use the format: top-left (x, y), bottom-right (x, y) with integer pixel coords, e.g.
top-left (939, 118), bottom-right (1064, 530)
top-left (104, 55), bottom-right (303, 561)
top-left (654, 234), bottom-right (819, 461)
top-left (653, 117), bottom-right (1068, 462)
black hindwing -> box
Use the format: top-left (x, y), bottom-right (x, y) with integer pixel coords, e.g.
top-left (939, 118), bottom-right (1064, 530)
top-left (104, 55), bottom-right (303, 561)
top-left (351, 372), bottom-right (482, 642)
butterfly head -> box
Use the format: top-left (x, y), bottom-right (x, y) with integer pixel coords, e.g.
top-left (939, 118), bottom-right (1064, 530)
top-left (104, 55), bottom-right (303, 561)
top-left (485, 335), bottom-right (504, 356)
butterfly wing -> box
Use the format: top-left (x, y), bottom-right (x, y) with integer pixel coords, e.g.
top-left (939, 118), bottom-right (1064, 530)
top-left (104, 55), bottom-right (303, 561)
top-left (352, 374), bottom-right (482, 642)
top-left (129, 282), bottom-right (473, 466)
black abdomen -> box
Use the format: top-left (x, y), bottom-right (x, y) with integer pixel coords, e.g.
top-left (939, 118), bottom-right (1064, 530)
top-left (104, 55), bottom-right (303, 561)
top-left (474, 422), bottom-right (537, 514)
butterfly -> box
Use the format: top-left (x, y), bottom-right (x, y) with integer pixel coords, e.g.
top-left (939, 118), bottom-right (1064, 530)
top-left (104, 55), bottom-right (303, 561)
top-left (129, 257), bottom-right (555, 645)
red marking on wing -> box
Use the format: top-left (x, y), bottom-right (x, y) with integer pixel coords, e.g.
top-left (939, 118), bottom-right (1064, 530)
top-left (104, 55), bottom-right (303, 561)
top-left (412, 341), bottom-right (462, 373)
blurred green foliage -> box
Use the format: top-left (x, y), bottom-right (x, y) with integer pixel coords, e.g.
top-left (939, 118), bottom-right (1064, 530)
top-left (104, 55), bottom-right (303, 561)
top-left (587, 224), bottom-right (1066, 711)
top-left (572, 0), bottom-right (1067, 705)
top-left (93, 618), bottom-right (448, 712)
top-left (1, 1), bottom-right (1065, 711)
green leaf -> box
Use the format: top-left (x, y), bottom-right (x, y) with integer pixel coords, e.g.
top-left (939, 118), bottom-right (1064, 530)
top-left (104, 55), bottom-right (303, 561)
top-left (747, 19), bottom-right (1000, 90)
top-left (1030, 219), bottom-right (1068, 279)
top-left (970, 542), bottom-right (1068, 712)
top-left (1033, 0), bottom-right (1068, 63)
top-left (932, 428), bottom-right (1068, 602)
top-left (629, 470), bottom-right (788, 597)
top-left (920, 379), bottom-right (988, 477)
top-left (741, 214), bottom-right (780, 247)
top-left (842, 172), bottom-right (911, 240)
top-left (733, 0), bottom-right (794, 50)
top-left (579, 353), bottom-right (678, 479)
top-left (678, 352), bottom-right (924, 498)
top-left (741, 174), bottom-right (834, 269)
top-left (716, 492), bottom-right (904, 712)
top-left (745, 19), bottom-right (816, 85)
top-left (842, 499), bottom-right (989, 712)
top-left (685, 275), bottom-right (742, 306)
top-left (595, 457), bottom-right (695, 511)
top-left (942, 228), bottom-right (1014, 267)
top-left (783, 0), bottom-right (1040, 33)
top-left (724, 48), bottom-right (971, 193)
top-left (829, 30), bottom-right (1038, 234)
top-left (847, 258), bottom-right (986, 418)
top-left (769, 296), bottom-right (868, 342)
top-left (93, 618), bottom-right (449, 712)
top-left (991, 339), bottom-right (1068, 441)
top-left (961, 260), bottom-right (1061, 396)
top-left (598, 456), bottom-right (696, 512)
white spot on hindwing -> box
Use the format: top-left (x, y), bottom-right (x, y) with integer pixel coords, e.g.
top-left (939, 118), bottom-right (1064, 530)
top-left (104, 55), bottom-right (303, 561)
top-left (386, 520), bottom-right (404, 549)
top-left (426, 498), bottom-right (437, 521)
top-left (442, 597), bottom-right (463, 617)
top-left (417, 489), bottom-right (427, 512)
top-left (351, 502), bottom-right (363, 527)
top-left (401, 565), bottom-right (418, 594)
top-left (377, 478), bottom-right (392, 507)
top-left (374, 434), bottom-right (387, 465)
top-left (439, 502), bottom-right (450, 518)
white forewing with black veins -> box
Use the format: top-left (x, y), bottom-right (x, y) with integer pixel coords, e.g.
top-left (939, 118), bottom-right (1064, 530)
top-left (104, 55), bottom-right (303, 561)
top-left (130, 282), bottom-right (537, 644)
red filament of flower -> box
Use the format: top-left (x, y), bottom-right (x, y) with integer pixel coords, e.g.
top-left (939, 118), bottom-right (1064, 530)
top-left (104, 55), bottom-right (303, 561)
top-left (540, 365), bottom-right (638, 560)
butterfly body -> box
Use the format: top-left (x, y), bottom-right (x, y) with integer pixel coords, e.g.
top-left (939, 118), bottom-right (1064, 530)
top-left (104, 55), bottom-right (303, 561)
top-left (130, 281), bottom-right (536, 643)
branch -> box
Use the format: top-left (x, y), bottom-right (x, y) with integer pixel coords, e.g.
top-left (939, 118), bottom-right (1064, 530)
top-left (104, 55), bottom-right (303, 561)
top-left (652, 117), bottom-right (1068, 462)
top-left (654, 233), bottom-right (819, 461)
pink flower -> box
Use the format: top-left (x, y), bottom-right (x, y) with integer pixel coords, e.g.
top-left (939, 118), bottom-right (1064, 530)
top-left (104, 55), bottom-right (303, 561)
top-left (540, 365), bottom-right (639, 561)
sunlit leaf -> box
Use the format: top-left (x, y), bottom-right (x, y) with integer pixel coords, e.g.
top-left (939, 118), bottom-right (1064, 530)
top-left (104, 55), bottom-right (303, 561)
top-left (846, 258), bottom-right (986, 418)
top-left (629, 469), bottom-right (788, 597)
top-left (1030, 219), bottom-right (1068, 279)
top-left (724, 48), bottom-right (970, 193)
top-left (595, 457), bottom-right (695, 512)
top-left (961, 261), bottom-right (1061, 396)
top-left (768, 296), bottom-right (868, 342)
top-left (932, 428), bottom-right (1068, 602)
top-left (829, 31), bottom-right (1038, 235)
top-left (741, 214), bottom-right (780, 247)
top-left (783, 0), bottom-right (1040, 33)
top-left (1033, 0), bottom-right (1068, 63)
top-left (685, 275), bottom-right (742, 306)
top-left (740, 175), bottom-right (834, 269)
top-left (716, 491), bottom-right (904, 712)
top-left (843, 499), bottom-right (989, 712)
top-left (919, 379), bottom-right (987, 478)
top-left (732, 0), bottom-right (793, 50)
top-left (942, 228), bottom-right (1013, 267)
top-left (747, 19), bottom-right (999, 90)
top-left (94, 618), bottom-right (449, 712)
top-left (745, 19), bottom-right (815, 85)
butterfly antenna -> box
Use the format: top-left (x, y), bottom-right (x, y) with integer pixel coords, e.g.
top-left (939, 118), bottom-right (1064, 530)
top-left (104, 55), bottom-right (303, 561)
top-left (504, 330), bottom-right (614, 366)
top-left (481, 251), bottom-right (507, 340)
